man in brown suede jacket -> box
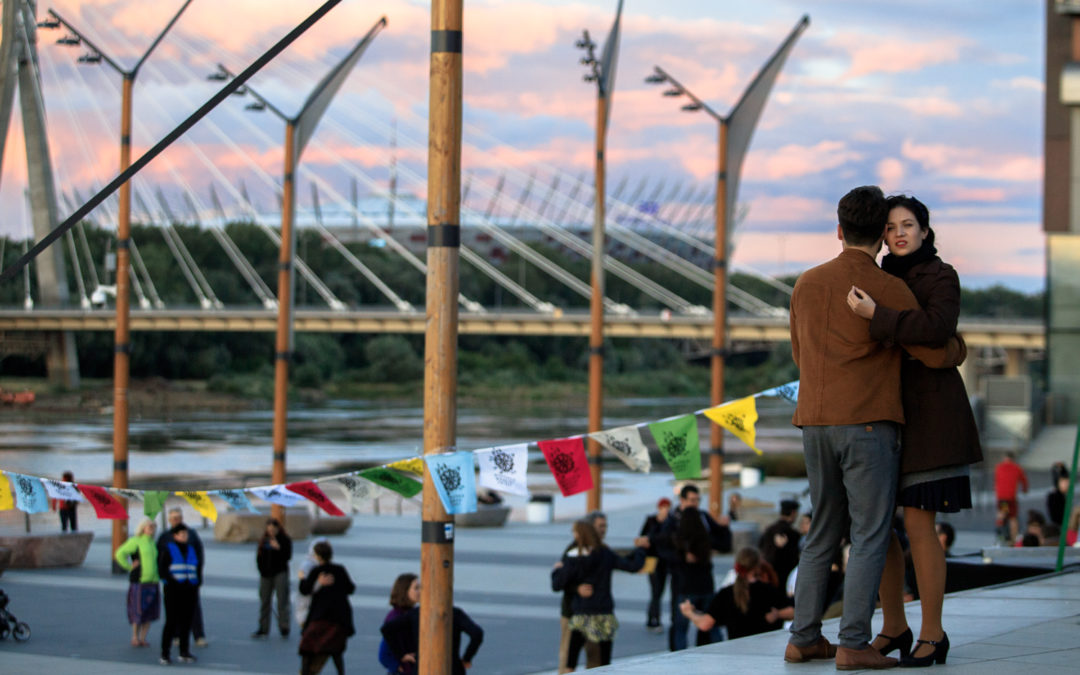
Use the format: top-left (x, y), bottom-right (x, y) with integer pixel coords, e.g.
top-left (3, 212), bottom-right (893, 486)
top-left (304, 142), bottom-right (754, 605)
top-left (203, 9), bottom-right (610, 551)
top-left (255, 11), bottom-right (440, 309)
top-left (784, 186), bottom-right (959, 671)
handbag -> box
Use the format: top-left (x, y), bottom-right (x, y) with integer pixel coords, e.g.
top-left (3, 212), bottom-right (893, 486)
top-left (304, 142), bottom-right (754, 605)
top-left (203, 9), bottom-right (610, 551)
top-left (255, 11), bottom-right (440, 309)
top-left (300, 619), bottom-right (347, 654)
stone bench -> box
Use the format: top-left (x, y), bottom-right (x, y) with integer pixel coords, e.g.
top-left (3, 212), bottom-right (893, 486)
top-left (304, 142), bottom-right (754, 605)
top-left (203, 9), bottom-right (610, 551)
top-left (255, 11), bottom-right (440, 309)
top-left (311, 515), bottom-right (353, 536)
top-left (213, 509), bottom-right (314, 543)
top-left (456, 505), bottom-right (511, 528)
top-left (0, 532), bottom-right (94, 568)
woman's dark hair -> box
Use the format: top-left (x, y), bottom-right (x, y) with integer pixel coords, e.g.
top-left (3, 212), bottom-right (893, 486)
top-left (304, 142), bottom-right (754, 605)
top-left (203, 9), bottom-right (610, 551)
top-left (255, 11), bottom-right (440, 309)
top-left (389, 573), bottom-right (418, 610)
top-left (886, 194), bottom-right (935, 248)
top-left (837, 185), bottom-right (888, 246)
top-left (264, 518), bottom-right (286, 536)
top-left (572, 519), bottom-right (601, 552)
top-left (733, 547), bottom-right (763, 614)
top-left (313, 541), bottom-right (333, 562)
top-left (675, 507), bottom-right (710, 563)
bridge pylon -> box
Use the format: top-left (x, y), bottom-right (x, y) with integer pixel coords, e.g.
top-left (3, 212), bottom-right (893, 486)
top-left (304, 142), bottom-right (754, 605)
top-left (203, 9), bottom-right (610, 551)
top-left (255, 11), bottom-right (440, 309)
top-left (0, 0), bottom-right (79, 387)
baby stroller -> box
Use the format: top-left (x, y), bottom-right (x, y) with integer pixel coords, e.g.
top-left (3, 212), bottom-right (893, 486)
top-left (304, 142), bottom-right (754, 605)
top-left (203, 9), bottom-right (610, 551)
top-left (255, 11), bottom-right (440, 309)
top-left (0, 588), bottom-right (30, 641)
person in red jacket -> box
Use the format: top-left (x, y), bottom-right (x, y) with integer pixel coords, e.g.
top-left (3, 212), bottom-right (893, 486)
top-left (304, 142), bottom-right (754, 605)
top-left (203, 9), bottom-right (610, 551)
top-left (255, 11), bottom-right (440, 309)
top-left (995, 452), bottom-right (1029, 541)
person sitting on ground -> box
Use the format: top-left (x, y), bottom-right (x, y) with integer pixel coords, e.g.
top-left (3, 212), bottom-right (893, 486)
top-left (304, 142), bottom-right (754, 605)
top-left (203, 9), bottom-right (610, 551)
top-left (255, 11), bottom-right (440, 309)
top-left (680, 547), bottom-right (794, 640)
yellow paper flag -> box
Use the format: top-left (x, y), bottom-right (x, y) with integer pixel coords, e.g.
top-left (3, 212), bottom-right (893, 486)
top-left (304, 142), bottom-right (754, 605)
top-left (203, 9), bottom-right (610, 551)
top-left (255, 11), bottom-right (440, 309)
top-left (704, 396), bottom-right (760, 454)
top-left (388, 457), bottom-right (424, 476)
top-left (176, 490), bottom-right (218, 522)
top-left (0, 471), bottom-right (15, 510)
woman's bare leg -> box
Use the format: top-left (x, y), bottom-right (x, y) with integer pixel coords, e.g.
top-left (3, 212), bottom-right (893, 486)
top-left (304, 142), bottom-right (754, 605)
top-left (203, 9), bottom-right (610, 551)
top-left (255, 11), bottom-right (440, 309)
top-left (871, 531), bottom-right (909, 651)
top-left (906, 506), bottom-right (946, 658)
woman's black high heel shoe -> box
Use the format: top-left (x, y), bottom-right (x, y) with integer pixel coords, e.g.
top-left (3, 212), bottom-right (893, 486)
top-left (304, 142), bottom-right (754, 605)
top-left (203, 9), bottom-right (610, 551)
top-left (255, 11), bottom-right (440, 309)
top-left (875, 627), bottom-right (913, 659)
top-left (901, 633), bottom-right (949, 668)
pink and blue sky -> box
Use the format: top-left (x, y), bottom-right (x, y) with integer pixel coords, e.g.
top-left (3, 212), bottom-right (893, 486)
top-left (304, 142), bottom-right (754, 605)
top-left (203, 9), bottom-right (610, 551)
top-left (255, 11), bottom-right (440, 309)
top-left (1, 1), bottom-right (1046, 292)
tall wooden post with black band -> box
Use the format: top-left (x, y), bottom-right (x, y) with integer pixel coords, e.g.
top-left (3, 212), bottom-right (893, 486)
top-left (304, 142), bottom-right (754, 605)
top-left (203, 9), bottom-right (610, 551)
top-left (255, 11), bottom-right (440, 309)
top-left (421, 2), bottom-right (463, 672)
top-left (112, 72), bottom-right (136, 568)
top-left (586, 92), bottom-right (607, 512)
top-left (270, 120), bottom-right (298, 523)
top-left (709, 121), bottom-right (729, 519)
top-left (579, 0), bottom-right (624, 513)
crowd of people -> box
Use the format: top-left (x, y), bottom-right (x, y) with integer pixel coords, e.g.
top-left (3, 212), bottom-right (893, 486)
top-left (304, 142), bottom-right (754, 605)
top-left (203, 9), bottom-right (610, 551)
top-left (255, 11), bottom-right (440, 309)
top-left (113, 510), bottom-right (484, 673)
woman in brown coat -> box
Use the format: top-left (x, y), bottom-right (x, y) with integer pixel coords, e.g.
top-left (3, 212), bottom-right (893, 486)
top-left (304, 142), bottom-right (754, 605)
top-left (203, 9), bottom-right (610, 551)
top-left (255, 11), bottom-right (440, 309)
top-left (847, 194), bottom-right (982, 668)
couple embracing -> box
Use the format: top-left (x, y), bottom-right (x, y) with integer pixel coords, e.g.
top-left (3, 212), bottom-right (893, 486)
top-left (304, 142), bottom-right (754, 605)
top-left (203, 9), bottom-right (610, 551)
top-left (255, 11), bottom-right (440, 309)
top-left (785, 186), bottom-right (982, 670)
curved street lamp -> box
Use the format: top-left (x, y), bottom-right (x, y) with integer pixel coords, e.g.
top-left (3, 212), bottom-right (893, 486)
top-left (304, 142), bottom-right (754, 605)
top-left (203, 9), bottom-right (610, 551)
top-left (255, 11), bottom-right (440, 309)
top-left (647, 15), bottom-right (809, 519)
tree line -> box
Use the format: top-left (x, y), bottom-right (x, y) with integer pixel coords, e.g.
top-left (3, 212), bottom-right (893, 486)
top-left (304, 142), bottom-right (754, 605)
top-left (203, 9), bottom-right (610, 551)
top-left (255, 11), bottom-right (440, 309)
top-left (0, 222), bottom-right (1043, 398)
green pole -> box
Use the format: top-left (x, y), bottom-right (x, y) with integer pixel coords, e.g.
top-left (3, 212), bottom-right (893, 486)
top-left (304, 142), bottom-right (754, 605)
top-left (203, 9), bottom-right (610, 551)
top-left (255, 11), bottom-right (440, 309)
top-left (1055, 417), bottom-right (1080, 572)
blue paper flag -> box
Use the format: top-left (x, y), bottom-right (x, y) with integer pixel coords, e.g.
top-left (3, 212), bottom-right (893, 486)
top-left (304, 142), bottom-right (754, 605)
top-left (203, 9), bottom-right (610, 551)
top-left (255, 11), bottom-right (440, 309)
top-left (213, 488), bottom-right (259, 513)
top-left (8, 472), bottom-right (50, 514)
top-left (759, 380), bottom-right (799, 404)
top-left (425, 452), bottom-right (477, 515)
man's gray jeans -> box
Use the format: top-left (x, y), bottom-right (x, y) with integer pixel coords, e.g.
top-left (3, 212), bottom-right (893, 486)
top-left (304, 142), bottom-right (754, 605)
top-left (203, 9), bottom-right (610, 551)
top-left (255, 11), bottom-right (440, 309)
top-left (789, 422), bottom-right (900, 649)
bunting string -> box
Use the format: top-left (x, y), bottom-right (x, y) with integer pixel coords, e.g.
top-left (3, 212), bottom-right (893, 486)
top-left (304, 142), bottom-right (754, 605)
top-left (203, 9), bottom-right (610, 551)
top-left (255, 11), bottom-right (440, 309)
top-left (0, 380), bottom-right (798, 518)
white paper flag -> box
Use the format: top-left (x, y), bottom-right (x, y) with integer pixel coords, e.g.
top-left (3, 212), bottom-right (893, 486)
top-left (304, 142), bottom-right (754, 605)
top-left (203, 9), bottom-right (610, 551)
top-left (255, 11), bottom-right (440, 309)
top-left (41, 479), bottom-right (85, 502)
top-left (589, 425), bottom-right (652, 473)
top-left (475, 443), bottom-right (529, 496)
top-left (249, 485), bottom-right (304, 507)
top-left (109, 488), bottom-right (145, 502)
top-left (334, 474), bottom-right (383, 509)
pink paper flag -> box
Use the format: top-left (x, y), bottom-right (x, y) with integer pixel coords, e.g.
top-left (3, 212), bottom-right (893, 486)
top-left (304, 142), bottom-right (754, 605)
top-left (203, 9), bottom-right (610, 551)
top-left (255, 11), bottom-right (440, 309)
top-left (286, 481), bottom-right (345, 516)
top-left (538, 437), bottom-right (593, 497)
top-left (78, 484), bottom-right (128, 519)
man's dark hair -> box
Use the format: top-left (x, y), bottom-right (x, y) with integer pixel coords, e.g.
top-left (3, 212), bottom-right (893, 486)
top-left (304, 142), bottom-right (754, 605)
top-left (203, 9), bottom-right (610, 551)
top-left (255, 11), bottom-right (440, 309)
top-left (780, 499), bottom-right (800, 518)
top-left (313, 541), bottom-right (333, 562)
top-left (679, 484), bottom-right (700, 500)
top-left (838, 185), bottom-right (888, 246)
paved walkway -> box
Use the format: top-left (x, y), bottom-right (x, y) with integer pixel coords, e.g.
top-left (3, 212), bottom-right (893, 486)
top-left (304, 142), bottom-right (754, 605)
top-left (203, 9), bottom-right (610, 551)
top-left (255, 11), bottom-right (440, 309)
top-left (583, 568), bottom-right (1080, 674)
top-left (0, 455), bottom-right (1076, 674)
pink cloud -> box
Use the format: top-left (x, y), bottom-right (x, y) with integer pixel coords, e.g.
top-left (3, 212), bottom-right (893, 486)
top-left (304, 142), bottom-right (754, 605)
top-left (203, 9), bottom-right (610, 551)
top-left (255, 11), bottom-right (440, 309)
top-left (733, 219), bottom-right (1044, 283)
top-left (901, 139), bottom-right (1041, 182)
top-left (937, 186), bottom-right (1009, 203)
top-left (828, 32), bottom-right (967, 79)
top-left (742, 141), bottom-right (863, 181)
top-left (877, 158), bottom-right (905, 192)
top-left (744, 194), bottom-right (833, 226)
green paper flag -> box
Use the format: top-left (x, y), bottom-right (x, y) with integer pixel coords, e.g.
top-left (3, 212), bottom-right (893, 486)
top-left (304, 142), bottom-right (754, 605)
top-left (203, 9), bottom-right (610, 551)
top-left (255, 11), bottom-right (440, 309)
top-left (143, 491), bottom-right (170, 519)
top-left (360, 467), bottom-right (422, 499)
top-left (647, 414), bottom-right (702, 479)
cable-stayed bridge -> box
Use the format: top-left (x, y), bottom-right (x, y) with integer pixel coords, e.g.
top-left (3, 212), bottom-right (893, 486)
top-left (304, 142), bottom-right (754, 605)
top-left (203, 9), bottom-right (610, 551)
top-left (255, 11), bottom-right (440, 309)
top-left (0, 3), bottom-right (1043, 368)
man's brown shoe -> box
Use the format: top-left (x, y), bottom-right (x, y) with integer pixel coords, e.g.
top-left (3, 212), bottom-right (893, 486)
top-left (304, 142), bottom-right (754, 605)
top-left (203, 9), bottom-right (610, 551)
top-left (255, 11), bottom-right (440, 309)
top-left (835, 644), bottom-right (899, 670)
top-left (784, 637), bottom-right (838, 663)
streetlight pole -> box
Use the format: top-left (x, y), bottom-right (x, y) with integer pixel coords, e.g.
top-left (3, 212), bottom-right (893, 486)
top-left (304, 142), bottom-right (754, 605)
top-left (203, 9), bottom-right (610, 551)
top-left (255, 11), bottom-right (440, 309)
top-left (577, 0), bottom-right (624, 513)
top-left (422, 1), bottom-right (463, 671)
top-left (45, 0), bottom-right (194, 570)
top-left (647, 67), bottom-right (729, 517)
top-left (213, 15), bottom-right (387, 523)
top-left (647, 15), bottom-right (810, 520)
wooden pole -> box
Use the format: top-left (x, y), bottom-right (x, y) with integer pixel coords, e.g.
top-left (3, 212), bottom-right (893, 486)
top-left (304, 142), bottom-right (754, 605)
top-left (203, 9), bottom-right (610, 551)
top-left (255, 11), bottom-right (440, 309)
top-left (420, 1), bottom-right (463, 673)
top-left (708, 120), bottom-right (728, 521)
top-left (586, 94), bottom-right (608, 512)
top-left (270, 121), bottom-right (297, 523)
top-left (111, 73), bottom-right (134, 571)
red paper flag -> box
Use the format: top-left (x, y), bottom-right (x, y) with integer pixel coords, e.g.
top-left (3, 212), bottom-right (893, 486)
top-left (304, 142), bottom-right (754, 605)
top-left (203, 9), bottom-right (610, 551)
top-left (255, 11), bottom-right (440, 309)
top-left (286, 481), bottom-right (345, 516)
top-left (538, 437), bottom-right (593, 497)
top-left (78, 484), bottom-right (128, 519)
